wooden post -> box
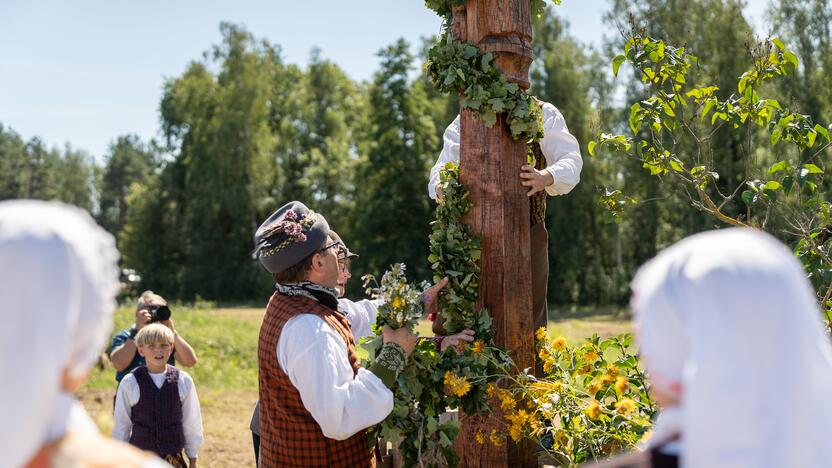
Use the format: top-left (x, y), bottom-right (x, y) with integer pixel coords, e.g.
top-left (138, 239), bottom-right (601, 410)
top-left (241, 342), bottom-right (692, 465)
top-left (452, 1), bottom-right (537, 466)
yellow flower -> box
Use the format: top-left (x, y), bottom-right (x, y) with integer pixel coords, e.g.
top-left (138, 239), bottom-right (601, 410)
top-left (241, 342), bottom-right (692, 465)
top-left (475, 429), bottom-right (486, 444)
top-left (577, 364), bottom-right (592, 375)
top-left (586, 400), bottom-right (602, 419)
top-left (529, 418), bottom-right (542, 433)
top-left (542, 359), bottom-right (555, 374)
top-left (615, 376), bottom-right (630, 393)
top-left (583, 350), bottom-right (599, 361)
top-left (471, 340), bottom-right (485, 354)
top-left (391, 297), bottom-right (405, 309)
top-left (552, 336), bottom-right (568, 351)
top-left (535, 327), bottom-right (548, 341)
top-left (489, 429), bottom-right (504, 447)
top-left (485, 382), bottom-right (498, 397)
top-left (506, 409), bottom-right (529, 427)
top-left (615, 398), bottom-right (637, 416)
top-left (508, 424), bottom-right (523, 442)
top-left (443, 372), bottom-right (472, 397)
top-left (586, 381), bottom-right (602, 396)
top-left (499, 391), bottom-right (516, 412)
top-left (606, 364), bottom-right (619, 377)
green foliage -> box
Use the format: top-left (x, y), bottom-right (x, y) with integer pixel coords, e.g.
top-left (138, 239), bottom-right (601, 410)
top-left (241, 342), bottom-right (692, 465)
top-left (0, 124), bottom-right (97, 209)
top-left (425, 32), bottom-right (543, 141)
top-left (363, 163), bottom-right (513, 466)
top-left (428, 163), bottom-right (482, 334)
top-left (593, 29), bottom-right (832, 303)
top-left (506, 332), bottom-right (654, 466)
top-left (97, 135), bottom-right (158, 236)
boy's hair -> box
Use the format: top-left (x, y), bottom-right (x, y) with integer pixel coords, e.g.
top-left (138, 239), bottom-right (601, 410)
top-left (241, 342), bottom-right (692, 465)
top-left (136, 290), bottom-right (166, 311)
top-left (135, 323), bottom-right (175, 346)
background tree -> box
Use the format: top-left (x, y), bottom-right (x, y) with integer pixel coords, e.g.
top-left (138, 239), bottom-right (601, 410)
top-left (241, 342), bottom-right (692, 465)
top-left (350, 39), bottom-right (439, 291)
top-left (98, 134), bottom-right (158, 235)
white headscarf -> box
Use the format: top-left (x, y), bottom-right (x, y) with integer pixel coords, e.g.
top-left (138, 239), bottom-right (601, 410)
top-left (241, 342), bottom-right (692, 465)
top-left (631, 228), bottom-right (832, 468)
top-left (0, 200), bottom-right (120, 468)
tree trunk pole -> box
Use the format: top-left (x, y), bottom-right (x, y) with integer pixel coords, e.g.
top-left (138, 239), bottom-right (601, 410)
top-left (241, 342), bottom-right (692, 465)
top-left (452, 1), bottom-right (537, 466)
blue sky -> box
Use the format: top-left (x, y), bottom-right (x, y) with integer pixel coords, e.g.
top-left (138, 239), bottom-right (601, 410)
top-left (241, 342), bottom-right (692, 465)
top-left (0, 0), bottom-right (768, 159)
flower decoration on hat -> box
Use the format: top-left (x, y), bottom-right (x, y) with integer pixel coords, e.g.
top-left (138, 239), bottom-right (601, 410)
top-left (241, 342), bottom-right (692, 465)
top-left (259, 209), bottom-right (317, 258)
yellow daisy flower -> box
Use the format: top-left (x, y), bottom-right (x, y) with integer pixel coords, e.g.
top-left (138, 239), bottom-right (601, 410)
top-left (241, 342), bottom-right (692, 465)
top-left (489, 429), bottom-right (504, 447)
top-left (615, 376), bottom-right (630, 393)
top-left (485, 382), bottom-right (498, 397)
top-left (471, 340), bottom-right (485, 354)
top-left (535, 327), bottom-right (548, 341)
top-left (391, 297), bottom-right (405, 309)
top-left (615, 398), bottom-right (637, 416)
top-left (475, 429), bottom-right (486, 444)
top-left (552, 336), bottom-right (568, 351)
top-left (586, 400), bottom-right (602, 419)
top-left (586, 381), bottom-right (602, 396)
top-left (443, 372), bottom-right (472, 397)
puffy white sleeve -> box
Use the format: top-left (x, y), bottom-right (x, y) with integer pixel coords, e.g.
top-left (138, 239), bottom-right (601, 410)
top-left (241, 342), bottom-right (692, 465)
top-left (428, 115), bottom-right (461, 200)
top-left (112, 374), bottom-right (140, 442)
top-left (539, 102), bottom-right (583, 196)
top-left (178, 371), bottom-right (204, 459)
top-left (276, 314), bottom-right (394, 440)
top-left (339, 298), bottom-right (383, 342)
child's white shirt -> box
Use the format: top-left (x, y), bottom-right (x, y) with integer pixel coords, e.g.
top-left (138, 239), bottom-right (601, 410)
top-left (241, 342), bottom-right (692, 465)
top-left (112, 368), bottom-right (204, 459)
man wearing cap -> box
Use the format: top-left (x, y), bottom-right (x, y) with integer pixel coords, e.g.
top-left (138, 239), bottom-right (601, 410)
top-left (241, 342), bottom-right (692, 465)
top-left (249, 228), bottom-right (475, 465)
top-left (254, 202), bottom-right (416, 467)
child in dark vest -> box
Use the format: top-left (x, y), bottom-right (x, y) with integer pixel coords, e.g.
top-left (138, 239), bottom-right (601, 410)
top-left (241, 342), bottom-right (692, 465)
top-left (113, 323), bottom-right (204, 467)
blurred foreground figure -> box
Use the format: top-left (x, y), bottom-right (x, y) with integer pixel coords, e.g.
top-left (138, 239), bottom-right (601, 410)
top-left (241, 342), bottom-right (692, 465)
top-left (0, 200), bottom-right (166, 468)
top-left (589, 228), bottom-right (832, 468)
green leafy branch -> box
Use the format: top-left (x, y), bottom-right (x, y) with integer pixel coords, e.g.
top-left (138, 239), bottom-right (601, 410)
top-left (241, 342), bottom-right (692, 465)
top-left (592, 29), bottom-right (832, 300)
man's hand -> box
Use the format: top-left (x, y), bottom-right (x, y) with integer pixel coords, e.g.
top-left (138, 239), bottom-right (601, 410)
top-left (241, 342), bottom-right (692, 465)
top-left (189, 458), bottom-right (198, 468)
top-left (382, 325), bottom-right (418, 357)
top-left (520, 165), bottom-right (554, 196)
top-left (135, 308), bottom-right (152, 331)
top-left (440, 329), bottom-right (475, 352)
top-left (422, 277), bottom-right (448, 318)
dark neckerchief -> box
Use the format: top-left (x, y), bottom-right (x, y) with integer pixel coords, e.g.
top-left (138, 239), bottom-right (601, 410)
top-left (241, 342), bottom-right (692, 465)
top-left (275, 281), bottom-right (340, 311)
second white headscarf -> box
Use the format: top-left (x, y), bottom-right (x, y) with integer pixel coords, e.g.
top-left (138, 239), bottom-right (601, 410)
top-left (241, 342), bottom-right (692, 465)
top-left (631, 228), bottom-right (832, 468)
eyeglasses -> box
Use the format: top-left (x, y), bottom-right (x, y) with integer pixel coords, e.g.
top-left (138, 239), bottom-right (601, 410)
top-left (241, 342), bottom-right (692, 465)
top-left (318, 242), bottom-right (341, 255)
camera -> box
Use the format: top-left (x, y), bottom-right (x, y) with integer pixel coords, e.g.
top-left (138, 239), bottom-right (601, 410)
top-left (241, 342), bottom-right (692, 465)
top-left (149, 305), bottom-right (172, 322)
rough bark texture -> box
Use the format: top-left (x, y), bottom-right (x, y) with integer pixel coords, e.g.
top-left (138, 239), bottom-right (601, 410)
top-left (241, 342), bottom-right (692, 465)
top-left (452, 1), bottom-right (537, 466)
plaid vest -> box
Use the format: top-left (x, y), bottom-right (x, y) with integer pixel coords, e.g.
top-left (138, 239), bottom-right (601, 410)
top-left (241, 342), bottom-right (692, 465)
top-left (257, 292), bottom-right (376, 468)
top-left (128, 365), bottom-right (185, 456)
top-left (530, 142), bottom-right (548, 226)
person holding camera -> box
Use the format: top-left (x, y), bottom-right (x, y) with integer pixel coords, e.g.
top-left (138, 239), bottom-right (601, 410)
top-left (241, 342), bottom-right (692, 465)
top-left (109, 290), bottom-right (198, 383)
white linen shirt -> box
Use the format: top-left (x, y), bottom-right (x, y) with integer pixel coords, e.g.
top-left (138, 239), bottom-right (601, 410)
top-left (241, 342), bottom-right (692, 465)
top-left (428, 101), bottom-right (583, 199)
top-left (112, 369), bottom-right (204, 459)
top-left (339, 297), bottom-right (383, 342)
top-left (276, 311), bottom-right (393, 441)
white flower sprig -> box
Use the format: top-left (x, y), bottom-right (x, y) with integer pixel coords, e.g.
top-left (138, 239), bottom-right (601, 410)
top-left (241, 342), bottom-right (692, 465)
top-left (362, 263), bottom-right (429, 330)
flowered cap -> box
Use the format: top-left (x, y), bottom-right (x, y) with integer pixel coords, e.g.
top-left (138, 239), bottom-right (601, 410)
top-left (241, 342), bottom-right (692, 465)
top-left (328, 230), bottom-right (359, 259)
top-left (254, 201), bottom-right (330, 274)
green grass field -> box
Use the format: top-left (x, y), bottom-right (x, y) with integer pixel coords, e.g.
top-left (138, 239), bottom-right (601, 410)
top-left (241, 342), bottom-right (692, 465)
top-left (79, 304), bottom-right (631, 467)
